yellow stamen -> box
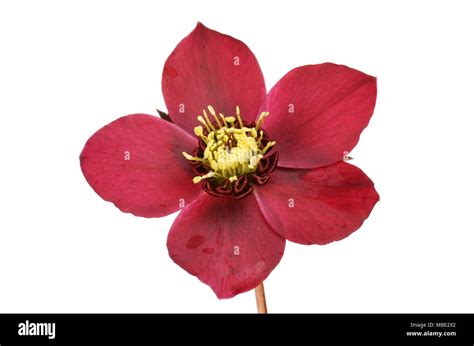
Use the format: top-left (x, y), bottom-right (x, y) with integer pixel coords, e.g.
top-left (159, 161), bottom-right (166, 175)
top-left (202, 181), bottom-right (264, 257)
top-left (182, 152), bottom-right (203, 161)
top-left (225, 116), bottom-right (235, 127)
top-left (261, 141), bottom-right (276, 154)
top-left (197, 116), bottom-right (211, 133)
top-left (250, 128), bottom-right (258, 138)
top-left (207, 105), bottom-right (222, 128)
top-left (194, 126), bottom-right (207, 142)
top-left (193, 171), bottom-right (215, 183)
top-left (188, 105), bottom-right (275, 183)
top-left (256, 111), bottom-right (269, 130)
top-left (202, 110), bottom-right (216, 132)
top-left (236, 106), bottom-right (244, 128)
top-left (219, 113), bottom-right (228, 128)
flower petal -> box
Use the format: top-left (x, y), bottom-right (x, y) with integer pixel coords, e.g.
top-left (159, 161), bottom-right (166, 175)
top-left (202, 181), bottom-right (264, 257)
top-left (260, 63), bottom-right (377, 168)
top-left (162, 23), bottom-right (266, 135)
top-left (80, 114), bottom-right (201, 218)
top-left (254, 163), bottom-right (379, 245)
top-left (167, 192), bottom-right (285, 299)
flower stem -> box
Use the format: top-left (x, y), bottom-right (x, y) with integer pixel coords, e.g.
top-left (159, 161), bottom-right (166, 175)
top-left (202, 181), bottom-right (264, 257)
top-left (255, 282), bottom-right (267, 313)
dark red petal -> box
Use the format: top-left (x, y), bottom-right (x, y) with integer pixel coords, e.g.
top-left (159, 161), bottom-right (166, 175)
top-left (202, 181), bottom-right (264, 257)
top-left (80, 114), bottom-right (201, 218)
top-left (167, 192), bottom-right (285, 299)
top-left (162, 23), bottom-right (266, 135)
top-left (254, 163), bottom-right (379, 245)
top-left (260, 63), bottom-right (377, 168)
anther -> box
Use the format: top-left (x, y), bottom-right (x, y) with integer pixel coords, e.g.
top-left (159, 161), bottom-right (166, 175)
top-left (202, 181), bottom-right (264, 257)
top-left (207, 105), bottom-right (222, 128)
top-left (236, 106), bottom-right (244, 128)
top-left (202, 110), bottom-right (216, 132)
top-left (197, 116), bottom-right (211, 133)
top-left (256, 111), bottom-right (270, 130)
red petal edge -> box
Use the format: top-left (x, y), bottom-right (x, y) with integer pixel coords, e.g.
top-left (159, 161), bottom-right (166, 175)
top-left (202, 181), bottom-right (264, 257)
top-left (254, 163), bottom-right (379, 245)
top-left (162, 22), bottom-right (266, 135)
top-left (167, 192), bottom-right (285, 299)
top-left (80, 114), bottom-right (201, 218)
top-left (259, 63), bottom-right (377, 168)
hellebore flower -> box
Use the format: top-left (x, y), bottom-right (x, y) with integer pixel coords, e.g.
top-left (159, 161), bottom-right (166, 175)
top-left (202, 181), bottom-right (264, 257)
top-left (80, 23), bottom-right (379, 299)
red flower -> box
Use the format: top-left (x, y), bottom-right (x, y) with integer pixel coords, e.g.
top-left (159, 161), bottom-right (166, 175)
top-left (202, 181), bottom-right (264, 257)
top-left (80, 23), bottom-right (379, 299)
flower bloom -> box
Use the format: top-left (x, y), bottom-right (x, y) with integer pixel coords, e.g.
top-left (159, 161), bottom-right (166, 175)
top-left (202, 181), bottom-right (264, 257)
top-left (80, 23), bottom-right (379, 299)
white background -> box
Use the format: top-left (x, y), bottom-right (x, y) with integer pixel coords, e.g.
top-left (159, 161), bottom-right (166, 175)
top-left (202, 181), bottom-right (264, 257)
top-left (1, 0), bottom-right (473, 313)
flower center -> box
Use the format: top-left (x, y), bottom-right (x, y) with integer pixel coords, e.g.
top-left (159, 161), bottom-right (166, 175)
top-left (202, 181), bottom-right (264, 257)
top-left (183, 105), bottom-right (278, 199)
